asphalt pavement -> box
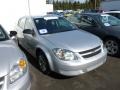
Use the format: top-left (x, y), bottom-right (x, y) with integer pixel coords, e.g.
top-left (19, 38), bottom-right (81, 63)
top-left (22, 49), bottom-right (120, 90)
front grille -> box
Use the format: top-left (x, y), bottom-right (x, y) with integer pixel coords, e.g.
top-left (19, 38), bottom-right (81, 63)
top-left (0, 76), bottom-right (4, 90)
top-left (79, 46), bottom-right (101, 58)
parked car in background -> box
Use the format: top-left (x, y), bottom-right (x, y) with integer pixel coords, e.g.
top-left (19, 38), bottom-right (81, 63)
top-left (81, 9), bottom-right (103, 13)
top-left (64, 12), bottom-right (72, 18)
top-left (66, 14), bottom-right (81, 24)
top-left (47, 11), bottom-right (64, 17)
top-left (0, 25), bottom-right (31, 90)
top-left (67, 13), bottom-right (120, 56)
top-left (104, 11), bottom-right (120, 19)
top-left (15, 15), bottom-right (107, 76)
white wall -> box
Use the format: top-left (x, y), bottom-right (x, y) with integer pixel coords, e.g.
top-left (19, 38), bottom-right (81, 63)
top-left (0, 0), bottom-right (53, 33)
top-left (0, 0), bottom-right (28, 32)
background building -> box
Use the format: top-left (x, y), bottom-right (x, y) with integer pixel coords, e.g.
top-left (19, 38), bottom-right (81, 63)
top-left (0, 0), bottom-right (53, 32)
top-left (100, 0), bottom-right (120, 11)
top-left (47, 0), bottom-right (85, 3)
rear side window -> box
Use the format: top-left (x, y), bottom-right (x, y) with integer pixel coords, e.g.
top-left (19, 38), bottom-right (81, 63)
top-left (118, 14), bottom-right (120, 18)
top-left (107, 13), bottom-right (120, 19)
top-left (24, 18), bottom-right (33, 30)
top-left (18, 18), bottom-right (26, 29)
top-left (80, 16), bottom-right (97, 27)
top-left (109, 13), bottom-right (118, 17)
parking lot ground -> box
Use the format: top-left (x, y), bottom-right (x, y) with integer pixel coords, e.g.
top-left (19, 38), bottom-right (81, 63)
top-left (23, 49), bottom-right (120, 90)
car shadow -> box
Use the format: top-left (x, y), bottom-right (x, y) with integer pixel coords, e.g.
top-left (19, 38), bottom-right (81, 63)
top-left (19, 46), bottom-right (73, 79)
top-left (108, 54), bottom-right (120, 59)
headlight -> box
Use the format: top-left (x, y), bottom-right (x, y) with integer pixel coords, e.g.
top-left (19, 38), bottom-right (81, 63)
top-left (9, 59), bottom-right (27, 84)
top-left (53, 48), bottom-right (78, 61)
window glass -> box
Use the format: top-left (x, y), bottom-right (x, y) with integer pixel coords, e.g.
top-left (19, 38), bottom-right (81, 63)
top-left (100, 14), bottom-right (120, 26)
top-left (67, 15), bottom-right (80, 23)
top-left (118, 14), bottom-right (120, 19)
top-left (0, 28), bottom-right (5, 39)
top-left (79, 16), bottom-right (97, 27)
top-left (24, 18), bottom-right (33, 30)
top-left (109, 13), bottom-right (118, 18)
top-left (34, 17), bottom-right (78, 35)
top-left (0, 26), bottom-right (9, 41)
top-left (18, 18), bottom-right (26, 29)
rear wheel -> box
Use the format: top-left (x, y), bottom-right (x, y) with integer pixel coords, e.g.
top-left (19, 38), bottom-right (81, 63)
top-left (105, 38), bottom-right (120, 56)
top-left (37, 52), bottom-right (51, 74)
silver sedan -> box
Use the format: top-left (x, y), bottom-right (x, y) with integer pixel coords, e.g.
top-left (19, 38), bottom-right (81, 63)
top-left (16, 15), bottom-right (107, 76)
top-left (0, 25), bottom-right (31, 90)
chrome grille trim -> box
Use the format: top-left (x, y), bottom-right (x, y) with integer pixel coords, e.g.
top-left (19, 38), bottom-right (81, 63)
top-left (82, 49), bottom-right (101, 58)
top-left (79, 46), bottom-right (101, 54)
top-left (79, 46), bottom-right (101, 58)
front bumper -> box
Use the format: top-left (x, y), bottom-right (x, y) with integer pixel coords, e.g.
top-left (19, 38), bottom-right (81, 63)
top-left (54, 48), bottom-right (107, 76)
top-left (2, 69), bottom-right (31, 90)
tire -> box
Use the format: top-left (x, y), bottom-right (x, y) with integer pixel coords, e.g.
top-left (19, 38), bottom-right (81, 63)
top-left (37, 52), bottom-right (51, 74)
top-left (105, 38), bottom-right (120, 56)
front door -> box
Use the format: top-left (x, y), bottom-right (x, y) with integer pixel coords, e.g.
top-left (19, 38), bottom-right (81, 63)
top-left (79, 15), bottom-right (105, 39)
top-left (23, 18), bottom-right (37, 55)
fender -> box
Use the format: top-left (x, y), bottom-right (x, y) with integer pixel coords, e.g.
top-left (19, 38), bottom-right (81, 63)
top-left (35, 45), bottom-right (54, 71)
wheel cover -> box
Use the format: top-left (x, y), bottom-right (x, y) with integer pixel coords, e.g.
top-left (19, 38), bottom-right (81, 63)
top-left (105, 40), bottom-right (119, 55)
top-left (38, 55), bottom-right (47, 72)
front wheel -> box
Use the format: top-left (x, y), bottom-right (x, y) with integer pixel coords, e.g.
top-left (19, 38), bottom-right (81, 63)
top-left (105, 38), bottom-right (120, 56)
top-left (37, 53), bottom-right (51, 74)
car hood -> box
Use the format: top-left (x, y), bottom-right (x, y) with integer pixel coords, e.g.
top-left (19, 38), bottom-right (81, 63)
top-left (0, 40), bottom-right (24, 77)
top-left (43, 30), bottom-right (101, 52)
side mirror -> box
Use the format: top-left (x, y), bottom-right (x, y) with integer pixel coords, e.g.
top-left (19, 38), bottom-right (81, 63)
top-left (10, 31), bottom-right (17, 37)
top-left (23, 29), bottom-right (34, 35)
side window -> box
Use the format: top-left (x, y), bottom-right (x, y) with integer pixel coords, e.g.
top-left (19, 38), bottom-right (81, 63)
top-left (18, 18), bottom-right (26, 29)
top-left (118, 14), bottom-right (120, 19)
top-left (109, 13), bottom-right (119, 18)
top-left (107, 13), bottom-right (112, 16)
top-left (24, 18), bottom-right (33, 30)
top-left (80, 16), bottom-right (97, 27)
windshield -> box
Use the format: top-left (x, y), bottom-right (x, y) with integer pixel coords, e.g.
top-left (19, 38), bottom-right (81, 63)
top-left (34, 17), bottom-right (78, 35)
top-left (100, 14), bottom-right (120, 26)
top-left (0, 25), bottom-right (9, 41)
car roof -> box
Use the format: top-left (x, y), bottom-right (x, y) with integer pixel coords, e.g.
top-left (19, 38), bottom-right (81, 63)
top-left (26, 14), bottom-right (61, 19)
top-left (104, 11), bottom-right (120, 13)
top-left (80, 13), bottom-right (108, 16)
top-left (19, 14), bottom-right (61, 20)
